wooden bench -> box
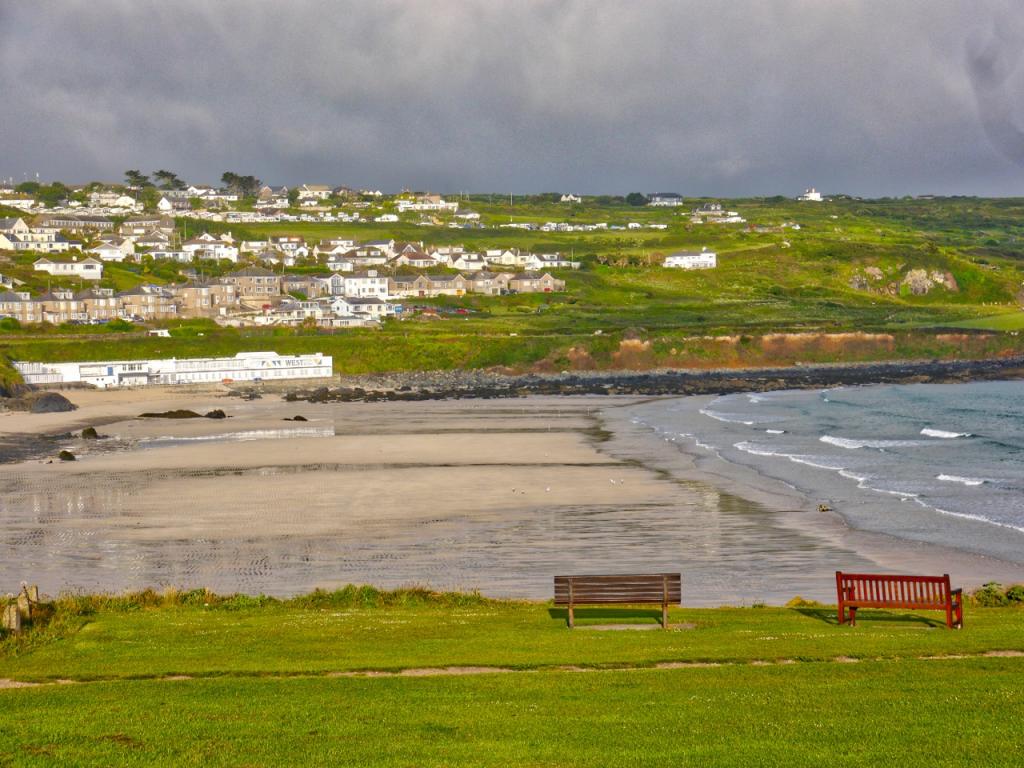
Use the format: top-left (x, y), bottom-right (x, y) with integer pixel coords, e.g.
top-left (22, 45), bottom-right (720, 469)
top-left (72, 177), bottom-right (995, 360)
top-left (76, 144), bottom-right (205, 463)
top-left (836, 571), bottom-right (963, 628)
top-left (554, 573), bottom-right (681, 629)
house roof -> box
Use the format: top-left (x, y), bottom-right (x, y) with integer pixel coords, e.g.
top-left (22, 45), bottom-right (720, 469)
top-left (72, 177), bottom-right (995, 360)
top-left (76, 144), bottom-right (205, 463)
top-left (228, 266), bottom-right (278, 277)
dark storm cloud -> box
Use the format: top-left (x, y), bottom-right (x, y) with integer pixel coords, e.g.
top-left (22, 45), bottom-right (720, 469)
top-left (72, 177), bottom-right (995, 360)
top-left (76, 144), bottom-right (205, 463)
top-left (1, 0), bottom-right (1021, 195)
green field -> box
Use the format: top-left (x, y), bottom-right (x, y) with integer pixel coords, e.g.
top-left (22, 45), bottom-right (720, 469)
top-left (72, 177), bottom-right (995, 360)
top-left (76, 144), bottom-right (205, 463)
top-left (1, 588), bottom-right (1022, 765)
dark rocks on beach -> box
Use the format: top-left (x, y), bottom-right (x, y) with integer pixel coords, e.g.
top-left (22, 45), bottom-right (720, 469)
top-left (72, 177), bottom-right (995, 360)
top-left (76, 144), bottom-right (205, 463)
top-left (81, 427), bottom-right (99, 440)
top-left (139, 409), bottom-right (203, 419)
top-left (280, 356), bottom-right (1024, 404)
top-left (283, 415), bottom-right (308, 422)
top-left (58, 450), bottom-right (76, 462)
top-left (204, 409), bottom-right (227, 419)
top-left (2, 392), bottom-right (78, 414)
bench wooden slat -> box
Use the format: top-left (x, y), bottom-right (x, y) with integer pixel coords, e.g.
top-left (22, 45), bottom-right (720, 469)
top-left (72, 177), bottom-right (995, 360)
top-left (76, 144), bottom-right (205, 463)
top-left (553, 573), bottom-right (681, 629)
top-left (836, 571), bottom-right (962, 628)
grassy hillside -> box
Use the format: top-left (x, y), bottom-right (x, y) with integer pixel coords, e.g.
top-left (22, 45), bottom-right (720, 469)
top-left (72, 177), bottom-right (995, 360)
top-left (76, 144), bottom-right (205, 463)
top-left (4, 196), bottom-right (1024, 372)
top-left (1, 588), bottom-right (1022, 765)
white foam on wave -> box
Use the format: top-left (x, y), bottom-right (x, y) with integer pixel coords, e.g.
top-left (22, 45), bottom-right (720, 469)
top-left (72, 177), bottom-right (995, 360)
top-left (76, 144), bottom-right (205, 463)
top-left (699, 409), bottom-right (755, 426)
top-left (140, 427), bottom-right (334, 445)
top-left (936, 474), bottom-right (987, 487)
top-left (921, 428), bottom-right (971, 439)
top-left (913, 498), bottom-right (1024, 534)
top-left (765, 429), bottom-right (785, 435)
top-left (820, 435), bottom-right (923, 450)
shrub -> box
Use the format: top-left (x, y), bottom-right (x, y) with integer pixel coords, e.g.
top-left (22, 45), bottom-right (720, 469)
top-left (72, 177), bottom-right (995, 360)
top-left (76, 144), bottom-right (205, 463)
top-left (972, 582), bottom-right (1009, 607)
top-left (1005, 584), bottom-right (1024, 604)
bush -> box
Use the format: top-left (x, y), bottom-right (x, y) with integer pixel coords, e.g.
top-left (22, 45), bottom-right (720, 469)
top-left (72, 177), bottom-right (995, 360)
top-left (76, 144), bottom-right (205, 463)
top-left (0, 317), bottom-right (20, 331)
top-left (1005, 584), bottom-right (1024, 604)
top-left (972, 582), bottom-right (1009, 607)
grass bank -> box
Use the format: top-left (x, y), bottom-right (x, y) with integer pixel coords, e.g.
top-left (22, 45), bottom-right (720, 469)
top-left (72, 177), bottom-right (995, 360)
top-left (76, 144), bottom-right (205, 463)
top-left (1, 587), bottom-right (1022, 765)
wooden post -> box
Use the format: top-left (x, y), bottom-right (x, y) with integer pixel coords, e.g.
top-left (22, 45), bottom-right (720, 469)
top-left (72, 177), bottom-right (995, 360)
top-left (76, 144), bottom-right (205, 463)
top-left (26, 585), bottom-right (39, 603)
top-left (568, 578), bottom-right (575, 629)
top-left (662, 575), bottom-right (669, 629)
top-left (836, 571), bottom-right (846, 625)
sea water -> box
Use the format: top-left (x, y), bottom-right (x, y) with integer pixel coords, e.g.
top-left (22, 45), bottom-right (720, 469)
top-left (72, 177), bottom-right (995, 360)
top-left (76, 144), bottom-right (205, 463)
top-left (629, 380), bottom-right (1024, 562)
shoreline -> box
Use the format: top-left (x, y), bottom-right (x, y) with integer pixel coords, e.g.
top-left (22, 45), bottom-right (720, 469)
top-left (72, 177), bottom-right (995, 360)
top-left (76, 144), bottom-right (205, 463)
top-left (281, 355), bottom-right (1024, 402)
top-left (1, 384), bottom-right (1022, 603)
top-left (598, 398), bottom-right (1024, 597)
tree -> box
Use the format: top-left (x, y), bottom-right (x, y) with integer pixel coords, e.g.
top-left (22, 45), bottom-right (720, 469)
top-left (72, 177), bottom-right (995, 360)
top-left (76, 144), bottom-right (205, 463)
top-left (124, 169), bottom-right (150, 188)
top-left (139, 187), bottom-right (161, 211)
top-left (625, 192), bottom-right (648, 206)
top-left (287, 188), bottom-right (300, 207)
top-left (153, 170), bottom-right (185, 190)
top-left (221, 172), bottom-right (260, 196)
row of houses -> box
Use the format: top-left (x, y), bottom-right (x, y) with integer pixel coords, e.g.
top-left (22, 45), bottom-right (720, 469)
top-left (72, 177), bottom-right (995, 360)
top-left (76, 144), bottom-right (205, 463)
top-left (0, 282), bottom-right (239, 324)
top-left (2, 264), bottom-right (566, 325)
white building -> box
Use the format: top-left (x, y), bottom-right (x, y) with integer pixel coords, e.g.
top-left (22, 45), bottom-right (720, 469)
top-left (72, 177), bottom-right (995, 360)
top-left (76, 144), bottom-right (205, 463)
top-left (798, 188), bottom-right (823, 202)
top-left (33, 256), bottom-right (104, 280)
top-left (648, 193), bottom-right (684, 207)
top-left (663, 248), bottom-right (717, 270)
top-left (14, 351), bottom-right (333, 388)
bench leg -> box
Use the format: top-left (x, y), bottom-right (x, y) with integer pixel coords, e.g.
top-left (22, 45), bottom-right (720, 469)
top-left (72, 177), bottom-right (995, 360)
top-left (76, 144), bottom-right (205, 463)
top-left (837, 602), bottom-right (846, 625)
top-left (849, 607), bottom-right (857, 627)
top-left (568, 604), bottom-right (574, 629)
top-left (955, 602), bottom-right (963, 629)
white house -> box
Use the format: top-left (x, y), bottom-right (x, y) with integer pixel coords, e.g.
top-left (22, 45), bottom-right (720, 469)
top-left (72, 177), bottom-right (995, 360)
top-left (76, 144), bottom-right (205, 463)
top-left (342, 270), bottom-right (390, 299)
top-left (182, 236), bottom-right (239, 262)
top-left (525, 253), bottom-right (580, 270)
top-left (663, 248), bottom-right (717, 270)
top-left (298, 184), bottom-right (332, 201)
top-left (798, 188), bottom-right (823, 202)
top-left (375, 213), bottom-right (399, 223)
top-left (87, 241), bottom-right (132, 262)
top-left (33, 256), bottom-right (104, 280)
top-left (560, 193), bottom-right (582, 203)
top-left (648, 193), bottom-right (684, 207)
top-left (328, 296), bottom-right (395, 320)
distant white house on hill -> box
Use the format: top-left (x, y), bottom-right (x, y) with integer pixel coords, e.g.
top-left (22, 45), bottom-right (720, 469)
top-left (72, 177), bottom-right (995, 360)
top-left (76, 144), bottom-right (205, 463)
top-left (663, 247), bottom-right (717, 270)
top-left (560, 193), bottom-right (582, 203)
top-left (798, 188), bottom-right (823, 202)
top-left (647, 193), bottom-right (684, 207)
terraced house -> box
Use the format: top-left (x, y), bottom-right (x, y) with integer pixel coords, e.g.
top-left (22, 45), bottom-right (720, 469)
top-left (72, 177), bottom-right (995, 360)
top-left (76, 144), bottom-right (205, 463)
top-left (224, 266), bottom-right (281, 302)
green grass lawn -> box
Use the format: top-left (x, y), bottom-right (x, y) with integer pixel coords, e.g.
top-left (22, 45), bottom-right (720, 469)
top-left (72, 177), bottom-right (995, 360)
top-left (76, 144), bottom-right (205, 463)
top-left (1, 591), bottom-right (1022, 765)
top-left (2, 660), bottom-right (1021, 766)
top-left (943, 312), bottom-right (1024, 331)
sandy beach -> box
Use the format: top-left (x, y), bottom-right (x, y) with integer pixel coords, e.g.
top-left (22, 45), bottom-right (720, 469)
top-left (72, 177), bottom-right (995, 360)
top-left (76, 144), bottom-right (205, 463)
top-left (2, 385), bottom-right (1022, 604)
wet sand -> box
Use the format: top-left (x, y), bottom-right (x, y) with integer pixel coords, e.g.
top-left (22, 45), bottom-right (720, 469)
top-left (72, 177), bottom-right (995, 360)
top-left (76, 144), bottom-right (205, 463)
top-left (1, 387), bottom-right (1021, 604)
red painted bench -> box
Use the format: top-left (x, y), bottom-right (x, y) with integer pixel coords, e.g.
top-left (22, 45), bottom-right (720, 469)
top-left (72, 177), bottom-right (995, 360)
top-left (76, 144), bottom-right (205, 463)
top-left (836, 571), bottom-right (963, 628)
top-left (554, 573), bottom-right (681, 629)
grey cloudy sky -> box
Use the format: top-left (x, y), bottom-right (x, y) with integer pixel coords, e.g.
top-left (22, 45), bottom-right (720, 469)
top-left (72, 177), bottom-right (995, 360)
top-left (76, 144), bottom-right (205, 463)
top-left (2, 0), bottom-right (1024, 196)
